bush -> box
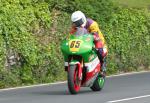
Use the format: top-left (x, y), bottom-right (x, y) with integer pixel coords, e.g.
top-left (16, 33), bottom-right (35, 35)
top-left (105, 8), bottom-right (150, 73)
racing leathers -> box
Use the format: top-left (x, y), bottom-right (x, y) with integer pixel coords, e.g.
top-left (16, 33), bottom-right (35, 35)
top-left (70, 18), bottom-right (108, 72)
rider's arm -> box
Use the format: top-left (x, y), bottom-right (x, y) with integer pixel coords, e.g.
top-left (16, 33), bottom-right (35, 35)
top-left (69, 24), bottom-right (77, 34)
top-left (88, 21), bottom-right (105, 45)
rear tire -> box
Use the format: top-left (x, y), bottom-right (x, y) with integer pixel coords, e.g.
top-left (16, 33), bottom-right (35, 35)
top-left (90, 72), bottom-right (105, 91)
top-left (68, 65), bottom-right (81, 94)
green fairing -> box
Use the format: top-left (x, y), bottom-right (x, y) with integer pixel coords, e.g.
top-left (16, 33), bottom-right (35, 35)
top-left (69, 60), bottom-right (79, 65)
top-left (61, 34), bottom-right (97, 62)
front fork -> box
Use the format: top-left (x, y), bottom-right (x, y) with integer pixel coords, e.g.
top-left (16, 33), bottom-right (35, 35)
top-left (65, 60), bottom-right (83, 80)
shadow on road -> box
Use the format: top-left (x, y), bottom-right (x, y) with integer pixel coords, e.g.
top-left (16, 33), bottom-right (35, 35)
top-left (31, 90), bottom-right (68, 95)
top-left (31, 89), bottom-right (101, 96)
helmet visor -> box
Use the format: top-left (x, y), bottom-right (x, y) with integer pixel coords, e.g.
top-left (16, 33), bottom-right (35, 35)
top-left (73, 18), bottom-right (84, 27)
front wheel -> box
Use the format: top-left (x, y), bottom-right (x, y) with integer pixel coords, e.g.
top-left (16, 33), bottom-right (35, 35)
top-left (68, 65), bottom-right (81, 94)
top-left (90, 72), bottom-right (105, 91)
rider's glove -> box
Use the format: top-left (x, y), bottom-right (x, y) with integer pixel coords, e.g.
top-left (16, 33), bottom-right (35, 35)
top-left (99, 48), bottom-right (107, 58)
top-left (98, 48), bottom-right (103, 56)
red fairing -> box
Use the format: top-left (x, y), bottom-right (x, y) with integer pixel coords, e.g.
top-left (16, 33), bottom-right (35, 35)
top-left (85, 63), bottom-right (101, 82)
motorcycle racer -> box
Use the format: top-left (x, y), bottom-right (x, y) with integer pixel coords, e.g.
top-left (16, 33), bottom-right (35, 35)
top-left (70, 11), bottom-right (108, 73)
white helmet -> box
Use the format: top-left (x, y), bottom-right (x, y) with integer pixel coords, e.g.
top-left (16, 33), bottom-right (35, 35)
top-left (71, 11), bottom-right (87, 27)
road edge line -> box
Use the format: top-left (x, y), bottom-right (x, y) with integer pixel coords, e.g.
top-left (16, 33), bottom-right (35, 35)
top-left (0, 81), bottom-right (67, 92)
top-left (107, 70), bottom-right (149, 78)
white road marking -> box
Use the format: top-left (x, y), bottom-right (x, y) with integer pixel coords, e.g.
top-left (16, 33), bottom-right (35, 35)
top-left (0, 81), bottom-right (66, 92)
top-left (107, 94), bottom-right (150, 103)
top-left (107, 70), bottom-right (149, 78)
top-left (0, 71), bottom-right (149, 92)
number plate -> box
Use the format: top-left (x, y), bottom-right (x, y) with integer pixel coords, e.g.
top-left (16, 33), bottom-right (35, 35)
top-left (69, 39), bottom-right (83, 52)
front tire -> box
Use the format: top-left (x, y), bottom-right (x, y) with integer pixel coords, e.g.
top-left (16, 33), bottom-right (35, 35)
top-left (90, 72), bottom-right (105, 91)
top-left (68, 65), bottom-right (81, 94)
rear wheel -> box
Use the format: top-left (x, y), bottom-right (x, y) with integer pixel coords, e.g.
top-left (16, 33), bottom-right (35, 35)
top-left (90, 72), bottom-right (105, 91)
top-left (68, 65), bottom-right (81, 94)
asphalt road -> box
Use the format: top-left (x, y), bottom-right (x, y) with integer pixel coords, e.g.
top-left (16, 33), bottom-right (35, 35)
top-left (0, 71), bottom-right (150, 103)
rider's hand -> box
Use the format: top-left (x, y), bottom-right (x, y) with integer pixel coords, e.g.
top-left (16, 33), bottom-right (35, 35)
top-left (99, 48), bottom-right (103, 54)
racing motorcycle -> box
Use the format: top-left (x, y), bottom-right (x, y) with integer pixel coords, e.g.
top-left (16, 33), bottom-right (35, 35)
top-left (61, 28), bottom-right (105, 94)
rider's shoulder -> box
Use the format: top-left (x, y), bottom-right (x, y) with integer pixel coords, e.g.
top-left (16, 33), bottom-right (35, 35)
top-left (87, 18), bottom-right (94, 22)
top-left (87, 18), bottom-right (98, 25)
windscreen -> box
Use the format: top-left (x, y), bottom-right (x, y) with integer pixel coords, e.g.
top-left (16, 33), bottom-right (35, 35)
top-left (75, 27), bottom-right (89, 36)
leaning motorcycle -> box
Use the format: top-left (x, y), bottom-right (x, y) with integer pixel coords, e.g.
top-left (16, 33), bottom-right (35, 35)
top-left (61, 28), bottom-right (105, 94)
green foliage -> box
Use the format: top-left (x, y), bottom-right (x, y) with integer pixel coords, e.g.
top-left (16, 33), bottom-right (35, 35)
top-left (113, 0), bottom-right (150, 8)
top-left (0, 35), bottom-right (5, 70)
top-left (105, 8), bottom-right (150, 73)
top-left (45, 0), bottom-right (77, 13)
top-left (0, 0), bottom-right (66, 88)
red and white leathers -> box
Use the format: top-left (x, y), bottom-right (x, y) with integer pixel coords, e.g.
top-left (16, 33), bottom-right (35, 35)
top-left (70, 18), bottom-right (108, 71)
